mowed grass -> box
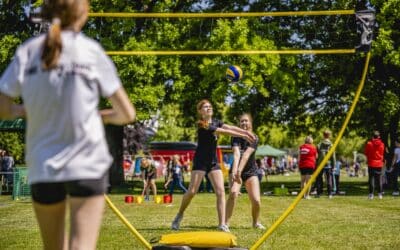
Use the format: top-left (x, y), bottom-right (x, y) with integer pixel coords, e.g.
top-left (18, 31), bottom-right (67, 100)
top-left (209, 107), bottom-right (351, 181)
top-left (1, 173), bottom-right (399, 250)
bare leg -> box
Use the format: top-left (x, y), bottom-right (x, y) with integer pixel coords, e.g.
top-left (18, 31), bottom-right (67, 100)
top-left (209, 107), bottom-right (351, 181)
top-left (150, 179), bottom-right (157, 197)
top-left (304, 174), bottom-right (312, 197)
top-left (226, 180), bottom-right (242, 225)
top-left (33, 200), bottom-right (67, 250)
top-left (69, 195), bottom-right (105, 250)
top-left (300, 175), bottom-right (306, 197)
top-left (208, 169), bottom-right (226, 227)
top-left (177, 170), bottom-right (205, 215)
top-left (141, 181), bottom-right (147, 196)
top-left (245, 176), bottom-right (262, 226)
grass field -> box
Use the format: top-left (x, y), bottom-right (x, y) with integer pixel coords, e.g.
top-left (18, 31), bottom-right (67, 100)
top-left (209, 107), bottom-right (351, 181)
top-left (0, 173), bottom-right (399, 249)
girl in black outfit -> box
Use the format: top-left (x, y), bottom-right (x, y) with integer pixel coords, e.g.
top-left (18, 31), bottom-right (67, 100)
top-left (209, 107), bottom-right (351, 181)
top-left (226, 114), bottom-right (265, 229)
top-left (140, 157), bottom-right (157, 200)
top-left (171, 100), bottom-right (255, 232)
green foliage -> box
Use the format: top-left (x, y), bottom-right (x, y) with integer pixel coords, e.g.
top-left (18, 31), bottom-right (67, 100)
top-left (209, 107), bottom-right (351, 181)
top-left (152, 103), bottom-right (195, 142)
top-left (0, 35), bottom-right (21, 72)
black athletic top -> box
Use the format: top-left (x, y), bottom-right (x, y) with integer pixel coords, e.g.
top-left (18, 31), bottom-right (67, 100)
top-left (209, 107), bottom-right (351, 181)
top-left (231, 135), bottom-right (259, 178)
top-left (192, 119), bottom-right (224, 171)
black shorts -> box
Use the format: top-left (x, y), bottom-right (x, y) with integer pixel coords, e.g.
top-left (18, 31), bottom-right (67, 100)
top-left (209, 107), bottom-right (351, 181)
top-left (241, 172), bottom-right (258, 182)
top-left (300, 168), bottom-right (314, 175)
top-left (31, 172), bottom-right (109, 204)
top-left (192, 161), bottom-right (221, 174)
top-left (241, 166), bottom-right (258, 182)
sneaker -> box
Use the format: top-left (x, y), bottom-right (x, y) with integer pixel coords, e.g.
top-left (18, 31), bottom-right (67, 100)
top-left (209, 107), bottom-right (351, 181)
top-left (253, 223), bottom-right (266, 230)
top-left (217, 224), bottom-right (230, 232)
top-left (328, 195), bottom-right (333, 199)
top-left (368, 194), bottom-right (374, 200)
top-left (171, 214), bottom-right (183, 230)
top-left (392, 191), bottom-right (399, 196)
top-left (378, 193), bottom-right (383, 199)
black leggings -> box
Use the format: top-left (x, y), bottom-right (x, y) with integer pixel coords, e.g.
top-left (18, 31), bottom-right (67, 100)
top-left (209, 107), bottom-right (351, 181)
top-left (368, 167), bottom-right (382, 194)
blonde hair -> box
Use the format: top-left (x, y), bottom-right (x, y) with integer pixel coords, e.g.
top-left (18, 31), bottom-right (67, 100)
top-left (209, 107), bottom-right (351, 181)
top-left (41, 0), bottom-right (89, 69)
top-left (305, 135), bottom-right (313, 144)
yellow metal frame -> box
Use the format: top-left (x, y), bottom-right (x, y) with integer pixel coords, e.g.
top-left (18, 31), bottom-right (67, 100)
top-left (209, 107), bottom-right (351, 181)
top-left (106, 49), bottom-right (356, 56)
top-left (89, 10), bottom-right (354, 18)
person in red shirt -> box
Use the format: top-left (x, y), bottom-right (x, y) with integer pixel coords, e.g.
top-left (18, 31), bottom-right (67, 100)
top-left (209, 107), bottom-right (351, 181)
top-left (364, 130), bottom-right (385, 199)
top-left (298, 136), bottom-right (318, 199)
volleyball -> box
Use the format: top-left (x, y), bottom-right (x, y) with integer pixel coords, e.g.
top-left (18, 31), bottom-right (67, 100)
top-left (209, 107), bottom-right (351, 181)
top-left (226, 65), bottom-right (243, 82)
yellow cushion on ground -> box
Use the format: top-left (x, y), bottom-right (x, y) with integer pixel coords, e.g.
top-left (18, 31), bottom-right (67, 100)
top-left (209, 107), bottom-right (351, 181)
top-left (159, 231), bottom-right (237, 248)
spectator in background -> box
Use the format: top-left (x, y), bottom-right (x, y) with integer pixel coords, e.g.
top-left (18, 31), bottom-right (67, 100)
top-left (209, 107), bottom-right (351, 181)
top-left (333, 158), bottom-right (342, 195)
top-left (298, 136), bottom-right (318, 199)
top-left (141, 157), bottom-right (157, 201)
top-left (365, 131), bottom-right (385, 199)
top-left (389, 139), bottom-right (400, 196)
top-left (315, 130), bottom-right (336, 198)
top-left (164, 155), bottom-right (187, 195)
top-left (0, 149), bottom-right (5, 181)
top-left (256, 158), bottom-right (266, 183)
top-left (1, 150), bottom-right (14, 184)
top-left (354, 161), bottom-right (360, 177)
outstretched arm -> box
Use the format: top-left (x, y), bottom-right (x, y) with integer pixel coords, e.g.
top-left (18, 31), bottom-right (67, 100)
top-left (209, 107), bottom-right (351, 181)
top-left (215, 125), bottom-right (255, 144)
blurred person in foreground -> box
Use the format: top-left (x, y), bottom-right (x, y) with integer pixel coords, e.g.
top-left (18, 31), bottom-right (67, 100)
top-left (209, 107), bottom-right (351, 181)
top-left (0, 0), bottom-right (135, 248)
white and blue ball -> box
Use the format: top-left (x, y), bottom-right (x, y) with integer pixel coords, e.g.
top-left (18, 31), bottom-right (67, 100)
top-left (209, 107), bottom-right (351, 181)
top-left (226, 65), bottom-right (243, 82)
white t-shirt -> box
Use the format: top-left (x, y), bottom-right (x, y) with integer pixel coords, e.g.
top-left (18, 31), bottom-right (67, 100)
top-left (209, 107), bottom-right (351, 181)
top-left (0, 31), bottom-right (121, 184)
top-left (394, 148), bottom-right (400, 164)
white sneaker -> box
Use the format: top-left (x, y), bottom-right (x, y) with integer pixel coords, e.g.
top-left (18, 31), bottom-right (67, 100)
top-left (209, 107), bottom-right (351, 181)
top-left (253, 223), bottom-right (266, 230)
top-left (218, 224), bottom-right (230, 232)
top-left (392, 191), bottom-right (399, 196)
top-left (378, 193), bottom-right (383, 199)
top-left (171, 214), bottom-right (183, 230)
top-left (368, 194), bottom-right (374, 200)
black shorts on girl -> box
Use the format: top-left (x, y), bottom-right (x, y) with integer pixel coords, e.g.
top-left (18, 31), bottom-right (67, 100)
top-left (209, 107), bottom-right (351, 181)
top-left (192, 160), bottom-right (221, 174)
top-left (300, 168), bottom-right (314, 175)
top-left (31, 172), bottom-right (109, 204)
top-left (241, 169), bottom-right (258, 182)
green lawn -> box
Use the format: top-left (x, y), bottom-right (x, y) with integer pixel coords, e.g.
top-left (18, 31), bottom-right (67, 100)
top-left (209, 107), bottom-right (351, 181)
top-left (1, 174), bottom-right (399, 250)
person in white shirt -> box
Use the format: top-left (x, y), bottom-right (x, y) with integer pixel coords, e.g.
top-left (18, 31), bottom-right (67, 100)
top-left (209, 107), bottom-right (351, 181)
top-left (0, 0), bottom-right (135, 249)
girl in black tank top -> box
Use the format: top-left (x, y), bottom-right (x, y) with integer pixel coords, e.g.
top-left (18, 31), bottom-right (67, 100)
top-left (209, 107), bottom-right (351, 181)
top-left (226, 113), bottom-right (265, 229)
